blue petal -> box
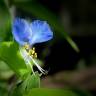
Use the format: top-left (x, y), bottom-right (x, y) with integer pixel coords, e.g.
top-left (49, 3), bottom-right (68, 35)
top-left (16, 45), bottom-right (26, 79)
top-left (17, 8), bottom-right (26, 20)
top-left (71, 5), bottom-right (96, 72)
top-left (12, 18), bottom-right (32, 45)
top-left (29, 20), bottom-right (53, 45)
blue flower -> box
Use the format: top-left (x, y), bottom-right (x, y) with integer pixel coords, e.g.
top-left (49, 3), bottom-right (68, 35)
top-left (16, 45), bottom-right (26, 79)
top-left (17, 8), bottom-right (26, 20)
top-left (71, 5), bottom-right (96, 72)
top-left (12, 18), bottom-right (53, 46)
top-left (12, 18), bottom-right (53, 74)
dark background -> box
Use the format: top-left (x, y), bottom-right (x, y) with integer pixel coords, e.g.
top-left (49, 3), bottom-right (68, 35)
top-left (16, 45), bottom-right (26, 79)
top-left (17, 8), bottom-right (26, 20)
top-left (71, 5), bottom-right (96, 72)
top-left (0, 0), bottom-right (96, 96)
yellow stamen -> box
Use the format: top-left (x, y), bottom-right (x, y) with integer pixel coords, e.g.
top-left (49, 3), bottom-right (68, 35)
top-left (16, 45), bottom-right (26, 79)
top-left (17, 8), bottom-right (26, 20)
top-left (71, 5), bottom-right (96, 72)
top-left (23, 44), bottom-right (37, 59)
top-left (24, 44), bottom-right (30, 50)
top-left (32, 47), bottom-right (35, 51)
top-left (34, 53), bottom-right (37, 58)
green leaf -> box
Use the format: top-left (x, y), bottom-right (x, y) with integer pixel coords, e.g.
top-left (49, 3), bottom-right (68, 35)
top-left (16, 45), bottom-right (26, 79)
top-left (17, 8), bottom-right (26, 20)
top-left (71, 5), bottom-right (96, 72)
top-left (21, 72), bottom-right (40, 92)
top-left (24, 88), bottom-right (78, 96)
top-left (11, 72), bottom-right (40, 96)
top-left (0, 86), bottom-right (8, 96)
top-left (0, 61), bottom-right (14, 80)
top-left (0, 0), bottom-right (11, 41)
top-left (66, 36), bottom-right (79, 52)
top-left (0, 42), bottom-right (28, 77)
top-left (72, 89), bottom-right (92, 96)
top-left (13, 1), bottom-right (79, 52)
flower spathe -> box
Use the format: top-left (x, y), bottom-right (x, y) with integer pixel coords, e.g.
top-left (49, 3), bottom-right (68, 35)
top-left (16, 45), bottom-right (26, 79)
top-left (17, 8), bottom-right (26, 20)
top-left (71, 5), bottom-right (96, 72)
top-left (12, 18), bottom-right (53, 74)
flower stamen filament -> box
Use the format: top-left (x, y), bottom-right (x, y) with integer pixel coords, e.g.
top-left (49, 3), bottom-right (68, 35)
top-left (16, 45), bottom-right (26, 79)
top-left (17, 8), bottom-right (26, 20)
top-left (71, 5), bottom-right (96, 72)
top-left (20, 44), bottom-right (47, 74)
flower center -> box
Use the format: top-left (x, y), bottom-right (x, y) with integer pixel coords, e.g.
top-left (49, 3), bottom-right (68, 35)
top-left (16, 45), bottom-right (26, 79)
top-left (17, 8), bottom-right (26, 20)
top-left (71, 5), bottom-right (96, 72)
top-left (23, 44), bottom-right (37, 58)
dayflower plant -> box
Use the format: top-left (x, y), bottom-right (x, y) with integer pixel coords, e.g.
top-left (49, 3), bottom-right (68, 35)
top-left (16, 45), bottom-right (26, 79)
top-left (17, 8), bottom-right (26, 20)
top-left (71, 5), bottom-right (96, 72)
top-left (12, 18), bottom-right (53, 74)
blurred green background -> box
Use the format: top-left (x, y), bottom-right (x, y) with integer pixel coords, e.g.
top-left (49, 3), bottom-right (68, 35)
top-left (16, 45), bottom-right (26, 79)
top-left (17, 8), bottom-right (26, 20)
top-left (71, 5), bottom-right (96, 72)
top-left (0, 0), bottom-right (96, 96)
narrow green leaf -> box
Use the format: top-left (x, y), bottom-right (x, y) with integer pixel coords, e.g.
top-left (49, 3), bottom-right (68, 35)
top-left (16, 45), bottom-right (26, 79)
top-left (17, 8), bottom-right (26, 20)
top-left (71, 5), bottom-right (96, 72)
top-left (66, 36), bottom-right (79, 52)
top-left (0, 0), bottom-right (11, 41)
